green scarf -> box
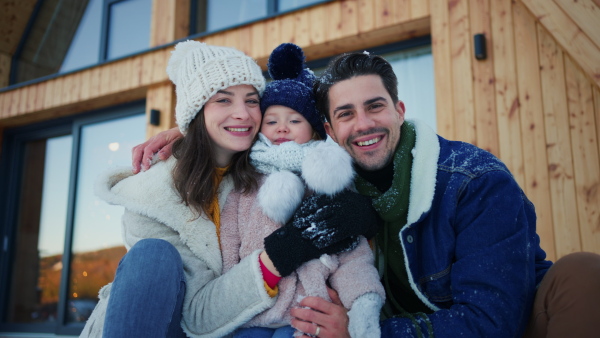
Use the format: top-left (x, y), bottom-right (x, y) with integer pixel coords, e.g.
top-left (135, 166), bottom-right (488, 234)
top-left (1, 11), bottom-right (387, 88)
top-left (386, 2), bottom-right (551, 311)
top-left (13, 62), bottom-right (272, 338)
top-left (355, 121), bottom-right (434, 337)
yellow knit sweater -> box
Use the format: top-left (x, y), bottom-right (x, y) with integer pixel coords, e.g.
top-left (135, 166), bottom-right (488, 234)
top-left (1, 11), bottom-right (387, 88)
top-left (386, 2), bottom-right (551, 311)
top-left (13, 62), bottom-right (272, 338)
top-left (207, 167), bottom-right (228, 244)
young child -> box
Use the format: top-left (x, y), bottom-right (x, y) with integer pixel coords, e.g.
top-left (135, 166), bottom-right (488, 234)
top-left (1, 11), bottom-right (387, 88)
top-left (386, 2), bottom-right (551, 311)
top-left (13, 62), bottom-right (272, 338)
top-left (220, 43), bottom-right (385, 338)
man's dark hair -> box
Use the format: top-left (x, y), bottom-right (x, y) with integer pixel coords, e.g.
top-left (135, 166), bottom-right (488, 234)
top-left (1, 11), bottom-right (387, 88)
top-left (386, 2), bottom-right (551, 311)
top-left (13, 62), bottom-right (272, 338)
top-left (314, 52), bottom-right (399, 123)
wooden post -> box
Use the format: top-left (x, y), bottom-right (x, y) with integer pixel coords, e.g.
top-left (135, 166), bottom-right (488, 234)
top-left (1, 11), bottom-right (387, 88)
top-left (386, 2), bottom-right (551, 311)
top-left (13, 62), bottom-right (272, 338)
top-left (469, 0), bottom-right (499, 157)
top-left (430, 0), bottom-right (455, 140)
top-left (146, 82), bottom-right (176, 139)
top-left (144, 0), bottom-right (190, 136)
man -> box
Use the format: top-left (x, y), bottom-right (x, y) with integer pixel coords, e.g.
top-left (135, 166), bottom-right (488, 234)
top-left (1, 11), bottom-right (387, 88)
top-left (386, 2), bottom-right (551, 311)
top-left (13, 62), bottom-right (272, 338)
top-left (132, 51), bottom-right (600, 337)
top-left (288, 52), bottom-right (600, 337)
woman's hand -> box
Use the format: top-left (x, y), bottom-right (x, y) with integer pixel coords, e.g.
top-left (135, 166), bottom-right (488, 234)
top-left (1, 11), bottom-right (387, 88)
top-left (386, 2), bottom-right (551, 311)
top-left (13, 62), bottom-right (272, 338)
top-left (290, 287), bottom-right (350, 338)
top-left (132, 127), bottom-right (183, 173)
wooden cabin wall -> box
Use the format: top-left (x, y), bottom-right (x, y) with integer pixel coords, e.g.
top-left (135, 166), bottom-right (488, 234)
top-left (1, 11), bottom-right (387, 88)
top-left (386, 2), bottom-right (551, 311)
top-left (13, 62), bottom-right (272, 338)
top-left (432, 0), bottom-right (600, 261)
top-left (0, 0), bottom-right (430, 128)
top-left (0, 0), bottom-right (598, 260)
top-left (145, 0), bottom-right (190, 138)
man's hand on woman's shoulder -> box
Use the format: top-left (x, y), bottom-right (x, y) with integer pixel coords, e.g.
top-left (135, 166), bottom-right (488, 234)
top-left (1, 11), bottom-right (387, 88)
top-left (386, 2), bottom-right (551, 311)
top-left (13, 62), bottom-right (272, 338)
top-left (132, 127), bottom-right (183, 173)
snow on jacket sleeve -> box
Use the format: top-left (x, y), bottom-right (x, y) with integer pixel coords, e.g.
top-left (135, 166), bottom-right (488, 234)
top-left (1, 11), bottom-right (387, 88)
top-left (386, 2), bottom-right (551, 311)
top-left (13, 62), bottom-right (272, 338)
top-left (384, 169), bottom-right (540, 337)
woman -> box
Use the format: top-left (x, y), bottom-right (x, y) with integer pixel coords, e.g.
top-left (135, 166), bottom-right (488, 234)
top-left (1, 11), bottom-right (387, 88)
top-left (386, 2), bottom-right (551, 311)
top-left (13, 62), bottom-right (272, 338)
top-left (80, 41), bottom-right (377, 338)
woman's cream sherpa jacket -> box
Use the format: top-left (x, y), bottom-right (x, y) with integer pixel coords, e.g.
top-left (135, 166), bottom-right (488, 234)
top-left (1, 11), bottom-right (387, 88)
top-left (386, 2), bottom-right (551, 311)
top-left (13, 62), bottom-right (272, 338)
top-left (80, 157), bottom-right (276, 338)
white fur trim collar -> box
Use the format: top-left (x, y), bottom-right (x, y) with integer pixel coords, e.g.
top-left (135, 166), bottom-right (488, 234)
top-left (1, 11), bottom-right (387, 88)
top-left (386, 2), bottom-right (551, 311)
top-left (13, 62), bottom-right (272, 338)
top-left (406, 119), bottom-right (439, 225)
top-left (402, 119), bottom-right (441, 312)
top-left (94, 157), bottom-right (234, 273)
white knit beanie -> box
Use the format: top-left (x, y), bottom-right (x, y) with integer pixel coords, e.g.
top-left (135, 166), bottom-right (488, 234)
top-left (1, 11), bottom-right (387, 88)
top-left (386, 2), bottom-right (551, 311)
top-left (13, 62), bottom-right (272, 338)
top-left (166, 40), bottom-right (266, 134)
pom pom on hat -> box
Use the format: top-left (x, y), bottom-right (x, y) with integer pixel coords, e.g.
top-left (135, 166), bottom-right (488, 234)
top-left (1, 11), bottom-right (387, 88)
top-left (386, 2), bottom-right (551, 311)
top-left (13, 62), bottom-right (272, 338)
top-left (167, 40), bottom-right (266, 134)
top-left (268, 43), bottom-right (305, 81)
top-left (261, 43), bottom-right (326, 139)
top-left (166, 40), bottom-right (201, 85)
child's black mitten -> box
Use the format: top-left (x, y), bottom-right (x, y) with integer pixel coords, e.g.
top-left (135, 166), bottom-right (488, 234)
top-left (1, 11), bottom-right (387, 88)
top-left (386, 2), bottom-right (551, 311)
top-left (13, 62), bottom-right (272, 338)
top-left (264, 190), bottom-right (380, 277)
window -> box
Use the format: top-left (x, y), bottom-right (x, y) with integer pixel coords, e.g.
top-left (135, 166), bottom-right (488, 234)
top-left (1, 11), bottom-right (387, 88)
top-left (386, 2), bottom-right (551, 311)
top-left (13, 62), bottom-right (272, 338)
top-left (59, 0), bottom-right (104, 73)
top-left (12, 0), bottom-right (152, 84)
top-left (387, 45), bottom-right (437, 131)
top-left (310, 37), bottom-right (437, 131)
top-left (206, 0), bottom-right (267, 32)
top-left (278, 0), bottom-right (325, 12)
top-left (105, 0), bottom-right (152, 60)
top-left (0, 103), bottom-right (146, 335)
top-left (191, 0), bottom-right (330, 34)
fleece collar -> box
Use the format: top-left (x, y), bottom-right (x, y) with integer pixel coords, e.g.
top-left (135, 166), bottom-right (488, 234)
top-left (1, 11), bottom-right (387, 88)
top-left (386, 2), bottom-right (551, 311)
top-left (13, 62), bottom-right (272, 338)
top-left (352, 119), bottom-right (439, 226)
top-left (94, 157), bottom-right (235, 274)
top-left (405, 119), bottom-right (440, 226)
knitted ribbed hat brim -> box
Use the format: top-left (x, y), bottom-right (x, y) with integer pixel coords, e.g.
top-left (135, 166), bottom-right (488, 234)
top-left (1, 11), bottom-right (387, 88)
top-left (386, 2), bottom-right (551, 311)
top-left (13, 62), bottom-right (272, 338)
top-left (167, 40), bottom-right (266, 134)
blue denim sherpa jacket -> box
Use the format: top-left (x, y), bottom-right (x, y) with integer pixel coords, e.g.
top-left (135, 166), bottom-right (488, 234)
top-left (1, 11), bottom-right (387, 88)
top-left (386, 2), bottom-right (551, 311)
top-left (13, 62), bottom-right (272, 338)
top-left (379, 120), bottom-right (553, 337)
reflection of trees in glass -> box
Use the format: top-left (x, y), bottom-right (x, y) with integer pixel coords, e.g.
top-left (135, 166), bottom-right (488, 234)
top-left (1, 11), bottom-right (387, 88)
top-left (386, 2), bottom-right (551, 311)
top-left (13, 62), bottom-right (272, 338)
top-left (69, 245), bottom-right (126, 300)
top-left (67, 113), bottom-right (145, 322)
top-left (38, 254), bottom-right (63, 305)
top-left (35, 246), bottom-right (125, 322)
top-left (5, 110), bottom-right (144, 326)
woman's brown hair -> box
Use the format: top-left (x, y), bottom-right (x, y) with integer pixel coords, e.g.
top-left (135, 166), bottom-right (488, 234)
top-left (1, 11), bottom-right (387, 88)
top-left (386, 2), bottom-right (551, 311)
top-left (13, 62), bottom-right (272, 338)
top-left (172, 108), bottom-right (258, 217)
top-left (311, 129), bottom-right (323, 141)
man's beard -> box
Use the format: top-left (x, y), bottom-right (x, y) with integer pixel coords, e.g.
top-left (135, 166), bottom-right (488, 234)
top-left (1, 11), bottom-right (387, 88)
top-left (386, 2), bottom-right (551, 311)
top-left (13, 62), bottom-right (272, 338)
top-left (346, 127), bottom-right (393, 171)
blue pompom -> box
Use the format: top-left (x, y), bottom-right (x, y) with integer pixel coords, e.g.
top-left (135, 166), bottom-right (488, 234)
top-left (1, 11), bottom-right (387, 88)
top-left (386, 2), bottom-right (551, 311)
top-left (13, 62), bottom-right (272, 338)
top-left (268, 43), bottom-right (305, 80)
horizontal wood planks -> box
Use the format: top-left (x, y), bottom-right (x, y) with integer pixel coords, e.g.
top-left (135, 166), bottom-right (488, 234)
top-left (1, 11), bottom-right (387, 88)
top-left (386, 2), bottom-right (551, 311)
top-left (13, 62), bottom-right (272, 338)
top-left (0, 0), bottom-right (431, 127)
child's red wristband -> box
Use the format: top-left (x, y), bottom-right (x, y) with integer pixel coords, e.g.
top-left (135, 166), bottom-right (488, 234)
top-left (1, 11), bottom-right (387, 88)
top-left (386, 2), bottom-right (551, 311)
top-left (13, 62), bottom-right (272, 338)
top-left (259, 257), bottom-right (281, 289)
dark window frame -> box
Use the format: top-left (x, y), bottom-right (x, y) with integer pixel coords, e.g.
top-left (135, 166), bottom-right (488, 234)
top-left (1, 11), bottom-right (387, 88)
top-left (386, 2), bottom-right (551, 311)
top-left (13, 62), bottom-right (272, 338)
top-left (101, 0), bottom-right (152, 61)
top-left (189, 0), bottom-right (332, 37)
top-left (9, 0), bottom-right (151, 86)
top-left (0, 101), bottom-right (145, 336)
top-left (100, 0), bottom-right (123, 62)
top-left (4, 0), bottom-right (332, 91)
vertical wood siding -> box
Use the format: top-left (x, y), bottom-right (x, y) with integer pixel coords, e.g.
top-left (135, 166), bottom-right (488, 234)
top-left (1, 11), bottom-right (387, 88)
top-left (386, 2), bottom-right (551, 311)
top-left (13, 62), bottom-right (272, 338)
top-left (513, 1), bottom-right (555, 259)
top-left (432, 0), bottom-right (600, 260)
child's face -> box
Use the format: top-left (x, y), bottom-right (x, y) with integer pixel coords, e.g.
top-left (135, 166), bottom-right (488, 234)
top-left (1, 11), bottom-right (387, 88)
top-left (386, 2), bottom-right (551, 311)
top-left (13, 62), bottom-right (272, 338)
top-left (261, 105), bottom-right (314, 145)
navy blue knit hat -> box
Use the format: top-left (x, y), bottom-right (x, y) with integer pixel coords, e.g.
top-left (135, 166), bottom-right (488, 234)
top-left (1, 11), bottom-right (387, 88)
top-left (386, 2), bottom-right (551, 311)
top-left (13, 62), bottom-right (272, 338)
top-left (260, 43), bottom-right (326, 139)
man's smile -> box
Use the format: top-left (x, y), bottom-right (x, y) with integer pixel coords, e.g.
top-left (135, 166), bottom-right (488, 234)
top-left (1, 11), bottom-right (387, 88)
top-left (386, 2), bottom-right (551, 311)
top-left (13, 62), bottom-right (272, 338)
top-left (356, 137), bottom-right (381, 147)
